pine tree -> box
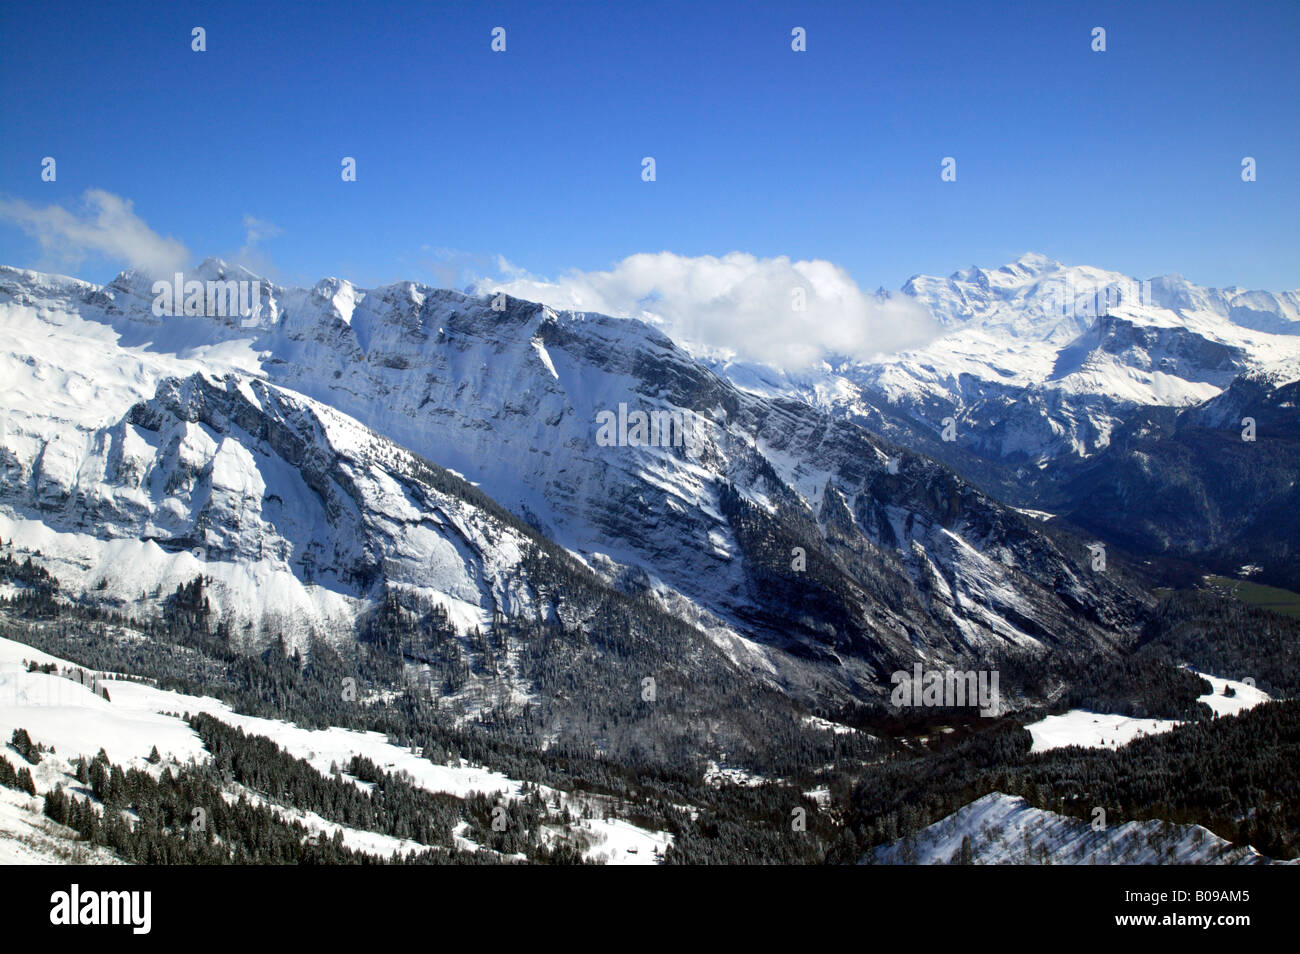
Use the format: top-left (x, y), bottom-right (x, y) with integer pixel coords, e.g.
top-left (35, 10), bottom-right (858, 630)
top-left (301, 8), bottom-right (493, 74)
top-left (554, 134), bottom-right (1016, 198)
top-left (43, 786), bottom-right (68, 825)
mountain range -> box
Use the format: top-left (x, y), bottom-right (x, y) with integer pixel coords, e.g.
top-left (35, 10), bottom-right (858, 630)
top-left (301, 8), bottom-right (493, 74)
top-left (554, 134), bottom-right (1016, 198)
top-left (706, 253), bottom-right (1300, 588)
top-left (1, 254), bottom-right (1295, 726)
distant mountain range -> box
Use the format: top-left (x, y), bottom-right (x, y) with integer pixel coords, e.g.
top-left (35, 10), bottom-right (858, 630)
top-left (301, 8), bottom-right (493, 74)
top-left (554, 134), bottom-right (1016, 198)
top-left (702, 254), bottom-right (1300, 588)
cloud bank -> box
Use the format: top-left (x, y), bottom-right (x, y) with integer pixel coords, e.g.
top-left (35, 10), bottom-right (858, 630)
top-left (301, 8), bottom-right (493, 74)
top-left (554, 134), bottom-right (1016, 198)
top-left (0, 189), bottom-right (189, 276)
top-left (475, 251), bottom-right (938, 368)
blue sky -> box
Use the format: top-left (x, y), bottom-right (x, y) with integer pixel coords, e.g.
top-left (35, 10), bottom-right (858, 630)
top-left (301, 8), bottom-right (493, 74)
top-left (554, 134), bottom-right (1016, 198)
top-left (1, 0), bottom-right (1297, 294)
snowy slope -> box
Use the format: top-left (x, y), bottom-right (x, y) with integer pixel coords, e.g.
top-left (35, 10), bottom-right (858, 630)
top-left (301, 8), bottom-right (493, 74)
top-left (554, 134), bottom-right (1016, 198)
top-left (0, 264), bottom-right (546, 647)
top-left (870, 792), bottom-right (1291, 865)
top-left (0, 634), bottom-right (671, 864)
top-left (0, 786), bottom-right (122, 864)
top-left (1, 633), bottom-right (530, 798)
top-left (1025, 673), bottom-right (1271, 753)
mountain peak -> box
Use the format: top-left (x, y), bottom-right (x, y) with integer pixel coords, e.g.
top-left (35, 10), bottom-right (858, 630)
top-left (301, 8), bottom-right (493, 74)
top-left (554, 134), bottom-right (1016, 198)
top-left (1010, 252), bottom-right (1061, 273)
top-left (194, 257), bottom-right (266, 283)
top-left (949, 253), bottom-right (1063, 286)
top-left (107, 257), bottom-right (267, 294)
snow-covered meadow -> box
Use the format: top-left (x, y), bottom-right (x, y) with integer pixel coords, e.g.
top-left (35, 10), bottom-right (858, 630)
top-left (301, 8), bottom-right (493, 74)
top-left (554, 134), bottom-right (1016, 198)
top-left (0, 635), bottom-right (670, 863)
top-left (1024, 672), bottom-right (1269, 753)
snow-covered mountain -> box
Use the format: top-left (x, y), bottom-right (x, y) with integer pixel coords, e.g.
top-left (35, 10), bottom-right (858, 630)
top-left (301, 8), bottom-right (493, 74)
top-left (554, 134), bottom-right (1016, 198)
top-left (887, 255), bottom-right (1298, 461)
top-left (706, 254), bottom-right (1300, 500)
top-left (697, 255), bottom-right (1300, 588)
top-left (869, 792), bottom-right (1293, 865)
top-left (1059, 360), bottom-right (1300, 588)
top-left (0, 270), bottom-right (538, 638)
top-left (2, 258), bottom-right (1297, 870)
top-left (0, 261), bottom-right (1155, 712)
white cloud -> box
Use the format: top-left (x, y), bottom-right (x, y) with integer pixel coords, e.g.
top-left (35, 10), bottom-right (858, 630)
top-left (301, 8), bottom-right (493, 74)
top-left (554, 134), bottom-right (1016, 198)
top-left (0, 188), bottom-right (189, 276)
top-left (474, 251), bottom-right (938, 368)
top-left (414, 246), bottom-right (532, 291)
top-left (230, 213), bottom-right (284, 279)
top-left (241, 214), bottom-right (282, 247)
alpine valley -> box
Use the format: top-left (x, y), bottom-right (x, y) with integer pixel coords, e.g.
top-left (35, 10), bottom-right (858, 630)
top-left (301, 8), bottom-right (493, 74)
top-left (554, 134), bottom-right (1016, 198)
top-left (1, 254), bottom-right (1298, 865)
